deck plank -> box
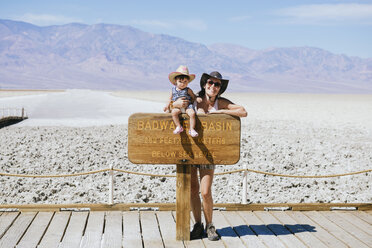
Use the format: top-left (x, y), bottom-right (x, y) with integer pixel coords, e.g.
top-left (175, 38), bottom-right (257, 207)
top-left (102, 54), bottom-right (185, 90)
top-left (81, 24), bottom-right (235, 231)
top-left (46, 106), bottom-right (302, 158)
top-left (0, 209), bottom-right (369, 248)
top-left (38, 211), bottom-right (71, 248)
top-left (59, 211), bottom-right (88, 248)
top-left (337, 211), bottom-right (372, 235)
top-left (140, 211), bottom-right (163, 248)
top-left (352, 211), bottom-right (372, 225)
top-left (221, 211), bottom-right (266, 248)
top-left (239, 211), bottom-right (286, 248)
top-left (271, 211), bottom-right (328, 248)
top-left (80, 211), bottom-right (104, 248)
top-left (287, 211), bottom-right (348, 248)
top-left (213, 210), bottom-right (246, 248)
top-left (321, 211), bottom-right (372, 247)
top-left (183, 239), bottom-right (205, 248)
top-left (305, 211), bottom-right (368, 248)
top-left (0, 212), bottom-right (36, 248)
top-left (102, 211), bottom-right (123, 248)
top-left (123, 211), bottom-right (143, 248)
top-left (0, 212), bottom-right (20, 239)
top-left (255, 211), bottom-right (307, 248)
top-left (17, 212), bottom-right (54, 248)
top-left (157, 211), bottom-right (184, 248)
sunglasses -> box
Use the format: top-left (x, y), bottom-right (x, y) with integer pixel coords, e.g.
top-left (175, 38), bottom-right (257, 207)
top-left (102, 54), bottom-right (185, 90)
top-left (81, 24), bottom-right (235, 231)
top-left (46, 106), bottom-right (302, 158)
top-left (207, 80), bottom-right (221, 88)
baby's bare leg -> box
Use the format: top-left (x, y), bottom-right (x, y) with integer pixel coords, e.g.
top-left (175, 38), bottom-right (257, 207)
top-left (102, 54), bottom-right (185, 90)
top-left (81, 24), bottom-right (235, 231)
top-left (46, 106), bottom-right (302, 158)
top-left (171, 108), bottom-right (182, 127)
top-left (186, 108), bottom-right (196, 130)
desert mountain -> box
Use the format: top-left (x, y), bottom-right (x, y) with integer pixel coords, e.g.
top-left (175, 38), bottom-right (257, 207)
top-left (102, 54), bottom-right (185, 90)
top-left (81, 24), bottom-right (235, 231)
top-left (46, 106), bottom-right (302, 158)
top-left (0, 19), bottom-right (371, 93)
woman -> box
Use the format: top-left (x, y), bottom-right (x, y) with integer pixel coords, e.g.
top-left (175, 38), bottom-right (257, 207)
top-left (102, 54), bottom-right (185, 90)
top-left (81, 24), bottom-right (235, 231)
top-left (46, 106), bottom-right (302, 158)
top-left (173, 71), bottom-right (247, 240)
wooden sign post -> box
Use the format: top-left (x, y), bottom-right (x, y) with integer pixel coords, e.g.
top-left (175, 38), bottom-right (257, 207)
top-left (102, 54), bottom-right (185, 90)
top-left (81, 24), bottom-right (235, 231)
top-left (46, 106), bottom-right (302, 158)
top-left (128, 113), bottom-right (241, 240)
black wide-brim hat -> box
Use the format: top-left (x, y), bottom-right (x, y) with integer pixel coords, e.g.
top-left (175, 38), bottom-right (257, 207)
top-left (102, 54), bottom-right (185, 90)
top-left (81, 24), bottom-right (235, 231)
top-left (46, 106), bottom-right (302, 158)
top-left (200, 71), bottom-right (229, 96)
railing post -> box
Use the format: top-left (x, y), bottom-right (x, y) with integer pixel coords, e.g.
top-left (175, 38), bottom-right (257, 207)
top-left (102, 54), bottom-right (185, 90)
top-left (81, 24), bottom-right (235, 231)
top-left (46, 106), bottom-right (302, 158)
top-left (109, 163), bottom-right (114, 204)
top-left (242, 163), bottom-right (248, 204)
top-left (22, 108), bottom-right (24, 118)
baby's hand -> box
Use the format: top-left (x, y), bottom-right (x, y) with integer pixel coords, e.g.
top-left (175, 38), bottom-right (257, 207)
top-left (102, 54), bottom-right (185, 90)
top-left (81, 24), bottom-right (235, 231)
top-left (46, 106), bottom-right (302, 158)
top-left (163, 106), bottom-right (170, 113)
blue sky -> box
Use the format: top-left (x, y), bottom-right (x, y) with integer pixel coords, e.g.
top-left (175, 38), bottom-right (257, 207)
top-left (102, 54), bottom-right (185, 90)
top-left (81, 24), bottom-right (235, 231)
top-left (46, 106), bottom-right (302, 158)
top-left (1, 0), bottom-right (372, 58)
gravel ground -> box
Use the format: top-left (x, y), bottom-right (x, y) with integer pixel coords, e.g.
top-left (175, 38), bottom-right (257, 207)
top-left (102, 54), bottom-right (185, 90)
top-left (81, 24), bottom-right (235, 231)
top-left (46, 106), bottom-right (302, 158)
top-left (1, 121), bottom-right (370, 204)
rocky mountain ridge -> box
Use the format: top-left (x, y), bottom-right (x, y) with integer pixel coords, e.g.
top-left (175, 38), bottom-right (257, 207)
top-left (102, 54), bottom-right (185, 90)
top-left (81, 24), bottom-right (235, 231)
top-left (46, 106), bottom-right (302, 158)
top-left (1, 19), bottom-right (371, 93)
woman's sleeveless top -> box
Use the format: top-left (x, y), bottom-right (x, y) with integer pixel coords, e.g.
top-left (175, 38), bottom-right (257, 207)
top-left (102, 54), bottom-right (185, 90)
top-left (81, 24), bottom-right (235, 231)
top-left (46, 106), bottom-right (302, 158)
top-left (193, 98), bottom-right (219, 113)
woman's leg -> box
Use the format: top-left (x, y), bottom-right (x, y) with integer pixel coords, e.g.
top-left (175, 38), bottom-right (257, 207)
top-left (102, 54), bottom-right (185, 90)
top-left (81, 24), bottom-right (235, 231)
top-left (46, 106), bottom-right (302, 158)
top-left (190, 166), bottom-right (202, 223)
top-left (199, 168), bottom-right (214, 225)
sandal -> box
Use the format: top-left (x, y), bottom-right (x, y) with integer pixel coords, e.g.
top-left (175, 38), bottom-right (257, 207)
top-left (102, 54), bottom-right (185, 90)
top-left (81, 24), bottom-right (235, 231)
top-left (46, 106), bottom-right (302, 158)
top-left (173, 126), bottom-right (184, 134)
top-left (189, 129), bottom-right (198, 137)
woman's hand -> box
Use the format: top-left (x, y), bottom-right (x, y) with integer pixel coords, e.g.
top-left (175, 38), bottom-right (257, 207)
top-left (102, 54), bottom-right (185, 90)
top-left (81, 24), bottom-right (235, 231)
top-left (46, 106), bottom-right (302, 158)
top-left (209, 110), bottom-right (224, 114)
top-left (217, 98), bottom-right (248, 117)
top-left (172, 97), bottom-right (189, 108)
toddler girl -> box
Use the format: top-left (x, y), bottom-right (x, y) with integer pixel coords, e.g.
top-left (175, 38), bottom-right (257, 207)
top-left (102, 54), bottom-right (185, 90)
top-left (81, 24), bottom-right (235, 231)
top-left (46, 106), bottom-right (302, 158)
top-left (164, 65), bottom-right (198, 137)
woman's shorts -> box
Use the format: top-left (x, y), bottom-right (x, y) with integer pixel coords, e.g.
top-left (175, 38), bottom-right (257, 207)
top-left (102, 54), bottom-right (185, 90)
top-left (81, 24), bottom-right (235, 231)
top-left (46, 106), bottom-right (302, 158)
top-left (191, 164), bottom-right (216, 170)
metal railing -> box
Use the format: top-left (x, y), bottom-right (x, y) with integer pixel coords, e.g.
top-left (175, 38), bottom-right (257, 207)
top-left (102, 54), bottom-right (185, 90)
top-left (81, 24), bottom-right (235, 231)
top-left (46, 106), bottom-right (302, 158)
top-left (0, 108), bottom-right (27, 119)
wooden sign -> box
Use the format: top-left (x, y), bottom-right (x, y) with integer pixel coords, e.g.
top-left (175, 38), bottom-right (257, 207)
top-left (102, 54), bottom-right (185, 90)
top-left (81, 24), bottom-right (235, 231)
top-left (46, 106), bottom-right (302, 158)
top-left (128, 113), bottom-right (241, 165)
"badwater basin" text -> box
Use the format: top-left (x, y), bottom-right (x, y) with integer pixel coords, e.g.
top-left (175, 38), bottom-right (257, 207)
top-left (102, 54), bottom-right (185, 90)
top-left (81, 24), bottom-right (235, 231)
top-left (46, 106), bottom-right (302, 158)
top-left (137, 120), bottom-right (233, 131)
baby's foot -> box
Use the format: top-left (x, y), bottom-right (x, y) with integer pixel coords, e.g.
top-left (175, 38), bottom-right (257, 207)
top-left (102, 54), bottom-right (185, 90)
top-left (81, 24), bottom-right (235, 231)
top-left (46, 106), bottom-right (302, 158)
top-left (189, 129), bottom-right (198, 137)
top-left (173, 126), bottom-right (184, 134)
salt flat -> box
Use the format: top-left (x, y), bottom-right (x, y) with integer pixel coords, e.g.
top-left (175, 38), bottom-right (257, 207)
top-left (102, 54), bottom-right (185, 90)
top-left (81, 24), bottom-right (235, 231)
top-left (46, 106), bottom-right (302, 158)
top-left (2, 89), bottom-right (372, 128)
top-left (0, 89), bottom-right (164, 126)
top-left (113, 90), bottom-right (372, 129)
top-left (0, 90), bottom-right (371, 204)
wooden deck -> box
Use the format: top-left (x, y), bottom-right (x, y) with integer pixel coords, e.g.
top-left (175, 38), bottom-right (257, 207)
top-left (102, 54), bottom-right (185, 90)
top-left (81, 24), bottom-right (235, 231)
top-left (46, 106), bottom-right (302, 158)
top-left (0, 210), bottom-right (371, 248)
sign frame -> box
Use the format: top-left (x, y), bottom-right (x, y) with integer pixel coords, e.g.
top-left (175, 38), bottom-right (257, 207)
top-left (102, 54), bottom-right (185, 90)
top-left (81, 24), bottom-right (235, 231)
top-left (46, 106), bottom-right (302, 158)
top-left (128, 113), bottom-right (241, 165)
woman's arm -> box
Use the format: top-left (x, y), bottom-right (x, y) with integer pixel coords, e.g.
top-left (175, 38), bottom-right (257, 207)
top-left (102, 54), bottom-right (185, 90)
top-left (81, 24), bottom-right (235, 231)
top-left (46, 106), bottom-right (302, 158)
top-left (172, 97), bottom-right (189, 109)
top-left (210, 98), bottom-right (247, 117)
top-left (188, 88), bottom-right (196, 102)
top-left (195, 97), bottom-right (205, 114)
